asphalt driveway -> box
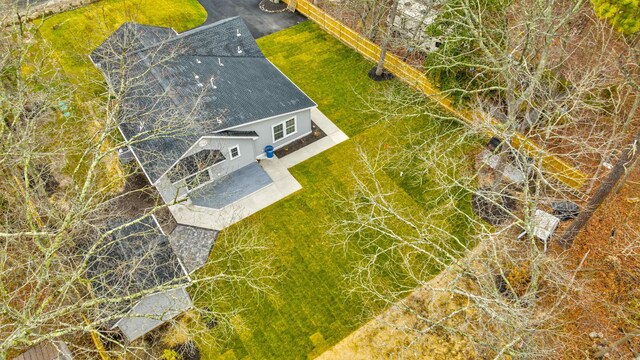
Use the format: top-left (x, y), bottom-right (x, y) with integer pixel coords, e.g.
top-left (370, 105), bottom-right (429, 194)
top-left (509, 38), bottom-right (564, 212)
top-left (197, 0), bottom-right (306, 38)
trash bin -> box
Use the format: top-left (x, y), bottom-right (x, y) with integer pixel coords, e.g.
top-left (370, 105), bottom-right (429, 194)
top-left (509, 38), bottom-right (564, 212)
top-left (265, 145), bottom-right (274, 159)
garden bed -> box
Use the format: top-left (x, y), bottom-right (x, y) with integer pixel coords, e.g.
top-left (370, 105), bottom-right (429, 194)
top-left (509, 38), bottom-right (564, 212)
top-left (275, 121), bottom-right (326, 157)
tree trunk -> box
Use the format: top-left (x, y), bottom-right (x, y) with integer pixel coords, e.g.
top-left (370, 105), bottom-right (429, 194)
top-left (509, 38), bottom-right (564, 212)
top-left (559, 130), bottom-right (640, 248)
top-left (375, 0), bottom-right (399, 76)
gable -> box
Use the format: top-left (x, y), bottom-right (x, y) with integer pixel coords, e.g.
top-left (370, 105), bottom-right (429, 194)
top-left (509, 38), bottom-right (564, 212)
top-left (167, 149), bottom-right (226, 183)
top-left (92, 17), bottom-right (316, 183)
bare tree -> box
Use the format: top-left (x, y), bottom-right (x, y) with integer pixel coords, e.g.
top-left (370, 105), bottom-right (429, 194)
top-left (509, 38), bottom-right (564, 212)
top-left (329, 122), bottom-right (590, 357)
top-left (0, 16), bottom-right (276, 359)
top-left (328, 0), bottom-right (640, 351)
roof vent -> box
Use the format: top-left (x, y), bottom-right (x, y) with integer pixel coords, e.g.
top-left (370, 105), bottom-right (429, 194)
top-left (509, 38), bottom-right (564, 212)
top-left (218, 57), bottom-right (224, 66)
top-left (197, 82), bottom-right (204, 87)
top-left (237, 46), bottom-right (243, 54)
top-left (216, 118), bottom-right (222, 124)
top-left (236, 29), bottom-right (241, 37)
top-left (194, 74), bottom-right (199, 80)
top-left (210, 77), bottom-right (217, 89)
top-left (196, 58), bottom-right (201, 64)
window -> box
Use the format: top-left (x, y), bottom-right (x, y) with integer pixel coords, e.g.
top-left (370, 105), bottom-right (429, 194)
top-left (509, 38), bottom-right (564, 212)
top-left (272, 117), bottom-right (296, 142)
top-left (168, 149), bottom-right (225, 183)
top-left (185, 170), bottom-right (211, 190)
top-left (229, 145), bottom-right (240, 159)
top-left (273, 123), bottom-right (284, 141)
top-left (285, 118), bottom-right (295, 135)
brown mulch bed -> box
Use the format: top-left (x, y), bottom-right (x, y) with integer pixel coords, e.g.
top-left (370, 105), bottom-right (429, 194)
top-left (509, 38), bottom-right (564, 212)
top-left (114, 170), bottom-right (177, 233)
top-left (275, 121), bottom-right (327, 157)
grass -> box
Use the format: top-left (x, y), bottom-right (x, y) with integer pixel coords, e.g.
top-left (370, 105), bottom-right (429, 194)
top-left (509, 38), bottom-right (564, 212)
top-left (38, 0), bottom-right (207, 91)
top-left (34, 0), bottom-right (206, 182)
top-left (36, 4), bottom-right (473, 356)
top-left (193, 21), bottom-right (476, 359)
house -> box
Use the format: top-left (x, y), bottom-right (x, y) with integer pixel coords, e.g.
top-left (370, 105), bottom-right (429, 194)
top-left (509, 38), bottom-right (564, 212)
top-left (90, 17), bottom-right (317, 211)
top-left (392, 0), bottom-right (442, 52)
top-left (86, 216), bottom-right (216, 342)
top-left (13, 342), bottom-right (72, 360)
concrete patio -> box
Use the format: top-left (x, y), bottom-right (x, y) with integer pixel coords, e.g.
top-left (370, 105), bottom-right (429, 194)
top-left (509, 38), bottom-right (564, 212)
top-left (189, 162), bottom-right (273, 209)
top-left (169, 108), bottom-right (348, 230)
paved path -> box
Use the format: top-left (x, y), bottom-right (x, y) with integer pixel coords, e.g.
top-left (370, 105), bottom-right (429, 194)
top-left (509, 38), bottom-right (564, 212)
top-left (196, 0), bottom-right (306, 38)
top-left (168, 108), bottom-right (348, 230)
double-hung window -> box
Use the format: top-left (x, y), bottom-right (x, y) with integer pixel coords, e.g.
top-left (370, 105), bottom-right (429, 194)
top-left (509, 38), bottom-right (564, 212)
top-left (273, 123), bottom-right (285, 141)
top-left (273, 117), bottom-right (296, 142)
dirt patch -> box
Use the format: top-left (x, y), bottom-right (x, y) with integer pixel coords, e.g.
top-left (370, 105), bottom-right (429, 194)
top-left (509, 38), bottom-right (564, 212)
top-left (471, 188), bottom-right (517, 225)
top-left (112, 170), bottom-right (176, 233)
top-left (552, 162), bottom-right (640, 358)
top-left (275, 121), bottom-right (326, 157)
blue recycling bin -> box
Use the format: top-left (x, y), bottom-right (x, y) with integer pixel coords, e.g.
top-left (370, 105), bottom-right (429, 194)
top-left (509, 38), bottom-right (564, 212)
top-left (265, 145), bottom-right (274, 158)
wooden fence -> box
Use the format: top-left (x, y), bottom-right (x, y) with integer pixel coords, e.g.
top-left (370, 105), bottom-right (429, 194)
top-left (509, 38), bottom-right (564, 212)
top-left (286, 0), bottom-right (589, 194)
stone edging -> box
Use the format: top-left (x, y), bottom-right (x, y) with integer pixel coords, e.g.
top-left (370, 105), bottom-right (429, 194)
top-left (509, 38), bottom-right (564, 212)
top-left (258, 0), bottom-right (289, 14)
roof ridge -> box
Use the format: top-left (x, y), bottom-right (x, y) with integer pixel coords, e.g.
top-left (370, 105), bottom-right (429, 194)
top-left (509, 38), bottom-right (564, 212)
top-left (182, 54), bottom-right (265, 59)
top-left (176, 16), bottom-right (240, 36)
top-left (123, 17), bottom-right (252, 59)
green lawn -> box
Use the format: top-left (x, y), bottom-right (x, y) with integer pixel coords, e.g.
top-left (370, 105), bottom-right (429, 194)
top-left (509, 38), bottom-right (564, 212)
top-left (38, 4), bottom-right (473, 357)
top-left (194, 21), bottom-right (475, 359)
top-left (38, 0), bottom-right (207, 92)
top-left (35, 0), bottom-right (206, 181)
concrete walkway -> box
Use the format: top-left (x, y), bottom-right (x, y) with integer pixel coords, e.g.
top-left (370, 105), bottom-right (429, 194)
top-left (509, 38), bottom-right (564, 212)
top-left (279, 108), bottom-right (349, 168)
top-left (168, 108), bottom-right (348, 230)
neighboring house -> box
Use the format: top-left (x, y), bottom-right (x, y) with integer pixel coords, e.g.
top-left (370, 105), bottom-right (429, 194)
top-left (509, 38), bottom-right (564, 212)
top-left (13, 342), bottom-right (72, 360)
top-left (392, 0), bottom-right (442, 52)
top-left (90, 17), bottom-right (317, 208)
top-left (86, 217), bottom-right (215, 342)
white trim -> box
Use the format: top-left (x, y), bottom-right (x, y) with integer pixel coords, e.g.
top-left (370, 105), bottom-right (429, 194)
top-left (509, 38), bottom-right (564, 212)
top-left (151, 214), bottom-right (166, 236)
top-left (256, 130), bottom-right (312, 158)
top-left (272, 122), bottom-right (284, 143)
top-left (175, 255), bottom-right (193, 280)
top-left (271, 116), bottom-right (297, 143)
top-left (219, 106), bottom-right (315, 132)
top-left (205, 134), bottom-right (259, 140)
top-left (155, 135), bottom-right (256, 185)
top-left (169, 152), bottom-right (225, 186)
top-left (117, 127), bottom-right (156, 187)
top-left (229, 144), bottom-right (241, 159)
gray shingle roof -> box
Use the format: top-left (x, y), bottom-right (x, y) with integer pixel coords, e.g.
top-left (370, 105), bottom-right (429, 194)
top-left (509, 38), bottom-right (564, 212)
top-left (14, 342), bottom-right (72, 360)
top-left (91, 22), bottom-right (177, 62)
top-left (91, 17), bottom-right (316, 183)
top-left (86, 217), bottom-right (187, 304)
top-left (168, 225), bottom-right (219, 273)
